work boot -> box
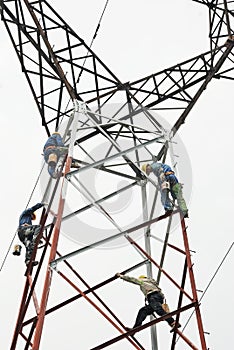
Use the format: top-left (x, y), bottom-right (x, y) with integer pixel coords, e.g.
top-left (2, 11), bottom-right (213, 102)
top-left (165, 209), bottom-right (173, 215)
top-left (180, 210), bottom-right (189, 218)
top-left (170, 321), bottom-right (181, 333)
top-left (26, 260), bottom-right (39, 267)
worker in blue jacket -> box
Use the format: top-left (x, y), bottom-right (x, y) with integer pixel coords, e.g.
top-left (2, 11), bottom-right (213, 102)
top-left (141, 162), bottom-right (188, 218)
top-left (17, 202), bottom-right (45, 266)
top-left (43, 132), bottom-right (68, 178)
top-left (43, 132), bottom-right (79, 178)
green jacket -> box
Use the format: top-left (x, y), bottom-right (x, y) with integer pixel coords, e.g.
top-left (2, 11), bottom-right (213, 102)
top-left (120, 275), bottom-right (164, 297)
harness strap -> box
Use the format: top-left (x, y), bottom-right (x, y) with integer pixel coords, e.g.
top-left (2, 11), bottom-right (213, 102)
top-left (45, 145), bottom-right (56, 151)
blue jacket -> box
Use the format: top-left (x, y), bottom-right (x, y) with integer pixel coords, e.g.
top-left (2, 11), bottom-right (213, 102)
top-left (43, 133), bottom-right (64, 153)
top-left (151, 163), bottom-right (172, 176)
top-left (19, 203), bottom-right (43, 227)
top-left (151, 162), bottom-right (178, 186)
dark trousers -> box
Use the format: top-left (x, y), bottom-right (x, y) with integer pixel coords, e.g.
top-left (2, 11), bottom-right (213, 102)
top-left (133, 292), bottom-right (174, 328)
top-left (18, 225), bottom-right (41, 263)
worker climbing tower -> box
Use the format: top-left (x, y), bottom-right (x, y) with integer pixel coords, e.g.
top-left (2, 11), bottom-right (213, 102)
top-left (1, 1), bottom-right (234, 349)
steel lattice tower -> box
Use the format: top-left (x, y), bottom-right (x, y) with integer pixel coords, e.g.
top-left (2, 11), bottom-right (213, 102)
top-left (1, 1), bottom-right (234, 349)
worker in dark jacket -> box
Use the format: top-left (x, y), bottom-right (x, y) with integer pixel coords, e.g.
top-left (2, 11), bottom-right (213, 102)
top-left (141, 162), bottom-right (188, 218)
top-left (17, 202), bottom-right (44, 266)
top-left (43, 132), bottom-right (79, 178)
top-left (116, 274), bottom-right (180, 333)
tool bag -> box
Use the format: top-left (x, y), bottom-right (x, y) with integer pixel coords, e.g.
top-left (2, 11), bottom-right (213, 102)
top-left (162, 301), bottom-right (170, 313)
top-left (12, 244), bottom-right (22, 256)
top-left (161, 181), bottom-right (170, 191)
top-left (48, 153), bottom-right (57, 166)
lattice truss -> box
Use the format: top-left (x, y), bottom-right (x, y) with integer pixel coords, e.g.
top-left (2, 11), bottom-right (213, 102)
top-left (1, 0), bottom-right (234, 349)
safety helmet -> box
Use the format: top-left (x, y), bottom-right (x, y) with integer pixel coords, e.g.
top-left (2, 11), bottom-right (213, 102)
top-left (141, 164), bottom-right (149, 173)
top-left (52, 132), bottom-right (61, 135)
top-left (138, 275), bottom-right (147, 279)
top-left (31, 212), bottom-right (36, 220)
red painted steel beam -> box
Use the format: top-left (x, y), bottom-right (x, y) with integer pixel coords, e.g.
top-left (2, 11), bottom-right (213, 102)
top-left (13, 172), bottom-right (63, 349)
top-left (32, 161), bottom-right (72, 349)
top-left (180, 216), bottom-right (207, 349)
top-left (125, 235), bottom-right (193, 301)
top-left (176, 329), bottom-right (199, 350)
top-left (171, 259), bottom-right (187, 350)
top-left (22, 261), bottom-right (147, 327)
top-left (90, 303), bottom-right (196, 350)
top-left (58, 271), bottom-right (144, 350)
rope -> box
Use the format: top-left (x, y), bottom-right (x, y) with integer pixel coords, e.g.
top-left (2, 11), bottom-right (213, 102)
top-left (76, 0), bottom-right (110, 83)
top-left (0, 231), bottom-right (18, 272)
top-left (176, 241), bottom-right (234, 339)
top-left (0, 162), bottom-right (46, 272)
top-left (25, 161), bottom-right (46, 209)
top-left (61, 0), bottom-right (110, 126)
top-left (1, 2), bottom-right (111, 270)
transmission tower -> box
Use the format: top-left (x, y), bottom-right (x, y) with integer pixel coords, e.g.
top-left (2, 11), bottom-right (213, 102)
top-left (1, 1), bottom-right (234, 349)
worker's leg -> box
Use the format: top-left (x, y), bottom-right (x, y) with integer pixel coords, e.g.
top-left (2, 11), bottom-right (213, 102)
top-left (25, 238), bottom-right (34, 264)
top-left (32, 225), bottom-right (41, 239)
top-left (18, 227), bottom-right (32, 263)
top-left (171, 183), bottom-right (188, 215)
top-left (133, 304), bottom-right (154, 328)
top-left (161, 189), bottom-right (173, 211)
top-left (25, 226), bottom-right (40, 264)
top-left (17, 227), bottom-right (26, 243)
top-left (148, 293), bottom-right (174, 326)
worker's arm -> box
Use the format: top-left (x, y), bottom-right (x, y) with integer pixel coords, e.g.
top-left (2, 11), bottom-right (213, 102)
top-left (22, 203), bottom-right (43, 216)
top-left (116, 273), bottom-right (141, 286)
top-left (29, 203), bottom-right (44, 212)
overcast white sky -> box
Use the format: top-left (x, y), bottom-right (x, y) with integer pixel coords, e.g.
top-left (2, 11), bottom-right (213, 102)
top-left (0, 1), bottom-right (234, 349)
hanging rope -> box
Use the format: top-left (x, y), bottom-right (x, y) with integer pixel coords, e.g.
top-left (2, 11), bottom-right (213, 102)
top-left (25, 161), bottom-right (46, 209)
top-left (176, 241), bottom-right (234, 339)
top-left (0, 161), bottom-right (46, 272)
top-left (62, 0), bottom-right (110, 125)
top-left (0, 230), bottom-right (18, 272)
top-left (77, 0), bottom-right (110, 83)
top-left (1, 2), bottom-right (111, 270)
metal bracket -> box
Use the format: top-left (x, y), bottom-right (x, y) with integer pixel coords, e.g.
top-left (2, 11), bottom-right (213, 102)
top-left (137, 179), bottom-right (148, 186)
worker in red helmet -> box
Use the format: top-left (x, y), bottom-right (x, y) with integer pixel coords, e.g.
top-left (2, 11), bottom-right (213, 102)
top-left (43, 132), bottom-right (80, 179)
top-left (116, 273), bottom-right (181, 333)
top-left (17, 202), bottom-right (45, 266)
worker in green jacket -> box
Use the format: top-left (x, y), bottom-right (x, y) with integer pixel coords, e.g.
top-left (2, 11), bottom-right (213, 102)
top-left (116, 273), bottom-right (181, 333)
